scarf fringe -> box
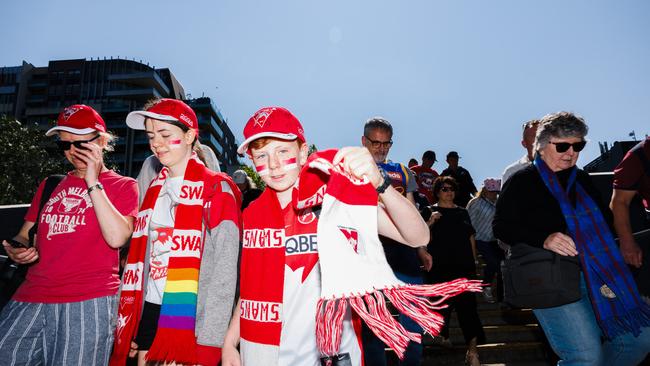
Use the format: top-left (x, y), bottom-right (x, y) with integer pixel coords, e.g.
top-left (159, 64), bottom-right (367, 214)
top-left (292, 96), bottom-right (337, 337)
top-left (146, 328), bottom-right (198, 365)
top-left (601, 304), bottom-right (650, 340)
top-left (316, 278), bottom-right (483, 359)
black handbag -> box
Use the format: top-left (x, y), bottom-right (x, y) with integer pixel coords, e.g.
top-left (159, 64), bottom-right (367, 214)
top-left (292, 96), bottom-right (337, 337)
top-left (501, 243), bottom-right (581, 309)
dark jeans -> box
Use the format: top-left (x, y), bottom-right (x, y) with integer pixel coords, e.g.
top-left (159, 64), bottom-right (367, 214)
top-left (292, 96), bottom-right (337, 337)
top-left (361, 272), bottom-right (423, 366)
top-left (438, 291), bottom-right (486, 345)
top-left (476, 240), bottom-right (505, 300)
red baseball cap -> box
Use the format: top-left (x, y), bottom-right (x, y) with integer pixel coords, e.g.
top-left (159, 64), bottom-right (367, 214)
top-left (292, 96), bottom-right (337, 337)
top-left (126, 98), bottom-right (198, 132)
top-left (46, 105), bottom-right (107, 136)
top-left (237, 107), bottom-right (306, 155)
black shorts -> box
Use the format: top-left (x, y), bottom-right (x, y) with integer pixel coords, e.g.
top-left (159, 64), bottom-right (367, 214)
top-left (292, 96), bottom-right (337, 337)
top-left (133, 301), bottom-right (161, 350)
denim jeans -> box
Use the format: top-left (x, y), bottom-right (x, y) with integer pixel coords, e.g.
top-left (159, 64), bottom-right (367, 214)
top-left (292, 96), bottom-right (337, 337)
top-left (361, 272), bottom-right (423, 366)
top-left (533, 277), bottom-right (650, 366)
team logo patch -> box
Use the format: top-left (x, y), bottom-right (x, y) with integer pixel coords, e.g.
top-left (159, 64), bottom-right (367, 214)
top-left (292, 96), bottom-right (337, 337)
top-left (62, 106), bottom-right (81, 121)
top-left (253, 107), bottom-right (276, 128)
top-left (600, 284), bottom-right (617, 299)
top-left (297, 208), bottom-right (316, 225)
top-left (338, 226), bottom-right (360, 253)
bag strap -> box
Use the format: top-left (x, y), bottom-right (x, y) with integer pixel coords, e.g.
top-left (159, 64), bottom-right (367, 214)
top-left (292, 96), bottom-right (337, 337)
top-left (632, 141), bottom-right (650, 177)
top-left (28, 174), bottom-right (65, 243)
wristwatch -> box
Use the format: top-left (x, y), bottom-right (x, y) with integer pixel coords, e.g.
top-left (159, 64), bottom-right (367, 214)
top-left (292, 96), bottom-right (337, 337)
top-left (87, 182), bottom-right (104, 194)
top-left (376, 169), bottom-right (391, 194)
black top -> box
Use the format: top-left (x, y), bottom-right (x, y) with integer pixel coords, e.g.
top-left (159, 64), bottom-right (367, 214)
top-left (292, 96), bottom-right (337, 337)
top-left (381, 235), bottom-right (422, 277)
top-left (427, 206), bottom-right (476, 281)
top-left (440, 166), bottom-right (477, 207)
top-left (493, 164), bottom-right (612, 249)
top-left (241, 188), bottom-right (263, 210)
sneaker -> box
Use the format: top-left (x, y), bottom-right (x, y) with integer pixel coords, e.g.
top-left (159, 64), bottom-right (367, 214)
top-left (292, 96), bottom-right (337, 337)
top-left (482, 286), bottom-right (496, 303)
top-left (432, 336), bottom-right (453, 348)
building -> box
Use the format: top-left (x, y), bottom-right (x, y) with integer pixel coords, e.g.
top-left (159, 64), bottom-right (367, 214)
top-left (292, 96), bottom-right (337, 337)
top-left (0, 58), bottom-right (240, 176)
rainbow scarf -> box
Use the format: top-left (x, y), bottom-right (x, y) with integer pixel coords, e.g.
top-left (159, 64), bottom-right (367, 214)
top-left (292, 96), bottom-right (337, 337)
top-left (111, 154), bottom-right (209, 365)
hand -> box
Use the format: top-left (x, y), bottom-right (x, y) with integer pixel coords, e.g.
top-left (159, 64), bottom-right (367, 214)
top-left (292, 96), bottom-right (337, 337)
top-left (71, 140), bottom-right (104, 185)
top-left (619, 237), bottom-right (643, 268)
top-left (221, 345), bottom-right (241, 366)
top-left (543, 232), bottom-right (578, 256)
top-left (128, 341), bottom-right (138, 358)
top-left (426, 211), bottom-right (442, 226)
top-left (333, 147), bottom-right (383, 188)
top-left (417, 247), bottom-right (433, 271)
top-left (2, 240), bottom-right (39, 264)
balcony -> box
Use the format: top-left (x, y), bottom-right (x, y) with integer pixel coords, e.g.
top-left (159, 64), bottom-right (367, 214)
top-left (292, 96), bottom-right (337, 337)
top-left (0, 86), bottom-right (16, 94)
top-left (106, 87), bottom-right (162, 99)
top-left (25, 106), bottom-right (61, 116)
top-left (108, 71), bottom-right (170, 96)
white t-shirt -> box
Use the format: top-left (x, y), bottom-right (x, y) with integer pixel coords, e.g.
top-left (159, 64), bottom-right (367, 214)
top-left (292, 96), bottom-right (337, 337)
top-left (145, 176), bottom-right (184, 305)
top-left (278, 206), bottom-right (362, 366)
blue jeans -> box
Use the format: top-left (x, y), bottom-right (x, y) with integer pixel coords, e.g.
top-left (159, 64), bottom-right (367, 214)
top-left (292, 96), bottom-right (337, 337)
top-left (362, 272), bottom-right (423, 366)
top-left (533, 277), bottom-right (650, 366)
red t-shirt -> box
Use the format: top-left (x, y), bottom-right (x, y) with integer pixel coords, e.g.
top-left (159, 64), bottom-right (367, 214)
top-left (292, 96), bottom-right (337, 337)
top-left (15, 170), bottom-right (138, 303)
top-left (613, 138), bottom-right (650, 208)
top-left (411, 165), bottom-right (439, 204)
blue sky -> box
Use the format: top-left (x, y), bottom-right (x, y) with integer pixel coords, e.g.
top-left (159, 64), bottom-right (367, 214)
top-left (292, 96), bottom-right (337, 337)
top-left (2, 0), bottom-right (649, 184)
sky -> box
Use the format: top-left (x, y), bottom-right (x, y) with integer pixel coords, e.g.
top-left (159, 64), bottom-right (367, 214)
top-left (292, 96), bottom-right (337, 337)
top-left (2, 0), bottom-right (649, 184)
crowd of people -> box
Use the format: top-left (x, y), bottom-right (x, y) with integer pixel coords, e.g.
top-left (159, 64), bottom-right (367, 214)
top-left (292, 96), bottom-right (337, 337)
top-left (1, 101), bottom-right (649, 366)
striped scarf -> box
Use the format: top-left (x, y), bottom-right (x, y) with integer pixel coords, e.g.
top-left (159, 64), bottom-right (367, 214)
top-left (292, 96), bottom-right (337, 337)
top-left (110, 154), bottom-right (208, 365)
top-left (535, 156), bottom-right (650, 339)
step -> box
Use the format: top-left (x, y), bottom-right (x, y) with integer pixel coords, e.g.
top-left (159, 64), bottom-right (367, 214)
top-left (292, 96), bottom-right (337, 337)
top-left (448, 324), bottom-right (543, 344)
top-left (418, 341), bottom-right (551, 365)
top-left (448, 308), bottom-right (537, 327)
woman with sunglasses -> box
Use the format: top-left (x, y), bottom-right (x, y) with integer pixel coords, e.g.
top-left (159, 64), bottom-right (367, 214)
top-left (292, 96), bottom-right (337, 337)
top-left (0, 105), bottom-right (139, 365)
top-left (494, 112), bottom-right (650, 365)
top-left (425, 175), bottom-right (485, 366)
top-left (110, 99), bottom-right (240, 366)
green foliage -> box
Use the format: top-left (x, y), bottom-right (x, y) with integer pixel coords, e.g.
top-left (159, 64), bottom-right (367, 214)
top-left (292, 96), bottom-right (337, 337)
top-left (239, 164), bottom-right (265, 190)
top-left (0, 117), bottom-right (66, 204)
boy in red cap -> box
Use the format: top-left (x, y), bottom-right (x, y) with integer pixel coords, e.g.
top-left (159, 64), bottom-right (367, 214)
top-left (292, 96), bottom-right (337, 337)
top-left (221, 107), bottom-right (430, 366)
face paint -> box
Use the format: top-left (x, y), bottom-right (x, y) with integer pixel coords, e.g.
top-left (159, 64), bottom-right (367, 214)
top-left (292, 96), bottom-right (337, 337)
top-left (168, 139), bottom-right (183, 149)
top-left (282, 157), bottom-right (298, 171)
top-left (255, 165), bottom-right (270, 176)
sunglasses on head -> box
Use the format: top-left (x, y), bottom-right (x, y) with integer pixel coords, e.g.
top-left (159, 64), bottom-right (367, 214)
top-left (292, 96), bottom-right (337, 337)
top-left (550, 140), bottom-right (586, 153)
top-left (440, 186), bottom-right (455, 192)
top-left (56, 134), bottom-right (100, 151)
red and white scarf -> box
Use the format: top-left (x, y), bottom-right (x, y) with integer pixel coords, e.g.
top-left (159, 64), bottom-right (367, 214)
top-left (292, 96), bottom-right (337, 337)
top-left (111, 154), bottom-right (230, 366)
top-left (240, 150), bottom-right (482, 360)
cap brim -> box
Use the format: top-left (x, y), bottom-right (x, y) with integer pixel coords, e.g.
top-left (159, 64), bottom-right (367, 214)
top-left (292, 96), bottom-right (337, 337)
top-left (45, 126), bottom-right (96, 136)
top-left (126, 111), bottom-right (179, 130)
top-left (237, 132), bottom-right (299, 155)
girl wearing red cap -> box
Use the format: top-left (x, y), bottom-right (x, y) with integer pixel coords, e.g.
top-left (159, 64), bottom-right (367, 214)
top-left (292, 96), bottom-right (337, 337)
top-left (111, 99), bottom-right (241, 366)
top-left (0, 104), bottom-right (139, 365)
top-left (221, 107), bottom-right (431, 366)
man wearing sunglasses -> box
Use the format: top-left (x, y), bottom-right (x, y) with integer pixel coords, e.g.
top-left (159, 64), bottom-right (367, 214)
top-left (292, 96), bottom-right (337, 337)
top-left (502, 119), bottom-right (540, 184)
top-left (360, 117), bottom-right (430, 366)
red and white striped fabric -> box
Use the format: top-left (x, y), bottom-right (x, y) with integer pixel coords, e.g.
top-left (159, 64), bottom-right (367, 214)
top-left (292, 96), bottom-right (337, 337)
top-left (295, 150), bottom-right (483, 359)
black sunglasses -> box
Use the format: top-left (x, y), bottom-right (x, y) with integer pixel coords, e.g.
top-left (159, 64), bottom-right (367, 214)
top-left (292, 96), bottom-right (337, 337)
top-left (365, 137), bottom-right (393, 149)
top-left (56, 134), bottom-right (100, 151)
top-left (550, 141), bottom-right (587, 153)
top-left (440, 186), bottom-right (456, 192)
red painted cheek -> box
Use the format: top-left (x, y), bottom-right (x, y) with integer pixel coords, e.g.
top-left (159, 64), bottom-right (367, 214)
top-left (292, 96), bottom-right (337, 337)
top-left (255, 165), bottom-right (269, 176)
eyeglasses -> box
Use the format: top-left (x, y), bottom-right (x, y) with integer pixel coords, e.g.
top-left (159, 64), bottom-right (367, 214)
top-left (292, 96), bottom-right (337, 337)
top-left (365, 137), bottom-right (393, 149)
top-left (56, 134), bottom-right (100, 151)
top-left (550, 141), bottom-right (586, 153)
top-left (440, 186), bottom-right (456, 192)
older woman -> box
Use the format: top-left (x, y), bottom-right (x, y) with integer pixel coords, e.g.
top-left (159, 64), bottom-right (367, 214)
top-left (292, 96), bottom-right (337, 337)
top-left (494, 112), bottom-right (650, 365)
top-left (0, 105), bottom-right (138, 365)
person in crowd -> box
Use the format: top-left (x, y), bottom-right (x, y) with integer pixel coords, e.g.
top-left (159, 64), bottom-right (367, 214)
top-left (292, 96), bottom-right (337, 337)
top-left (408, 158), bottom-right (418, 168)
top-left (426, 175), bottom-right (485, 366)
top-left (220, 107), bottom-right (429, 366)
top-left (232, 169), bottom-right (262, 210)
top-left (360, 117), bottom-right (432, 366)
top-left (501, 119), bottom-right (539, 184)
top-left (411, 150), bottom-right (439, 204)
top-left (0, 105), bottom-right (138, 365)
top-left (110, 98), bottom-right (241, 366)
top-left (467, 178), bottom-right (503, 303)
top-left (137, 142), bottom-right (221, 205)
top-left (610, 136), bottom-right (650, 299)
top-left (441, 151), bottom-right (477, 207)
top-left (493, 111), bottom-right (650, 365)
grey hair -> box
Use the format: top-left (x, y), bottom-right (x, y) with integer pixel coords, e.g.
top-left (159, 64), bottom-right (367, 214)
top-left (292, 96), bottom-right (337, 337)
top-left (364, 117), bottom-right (393, 137)
top-left (534, 112), bottom-right (588, 154)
